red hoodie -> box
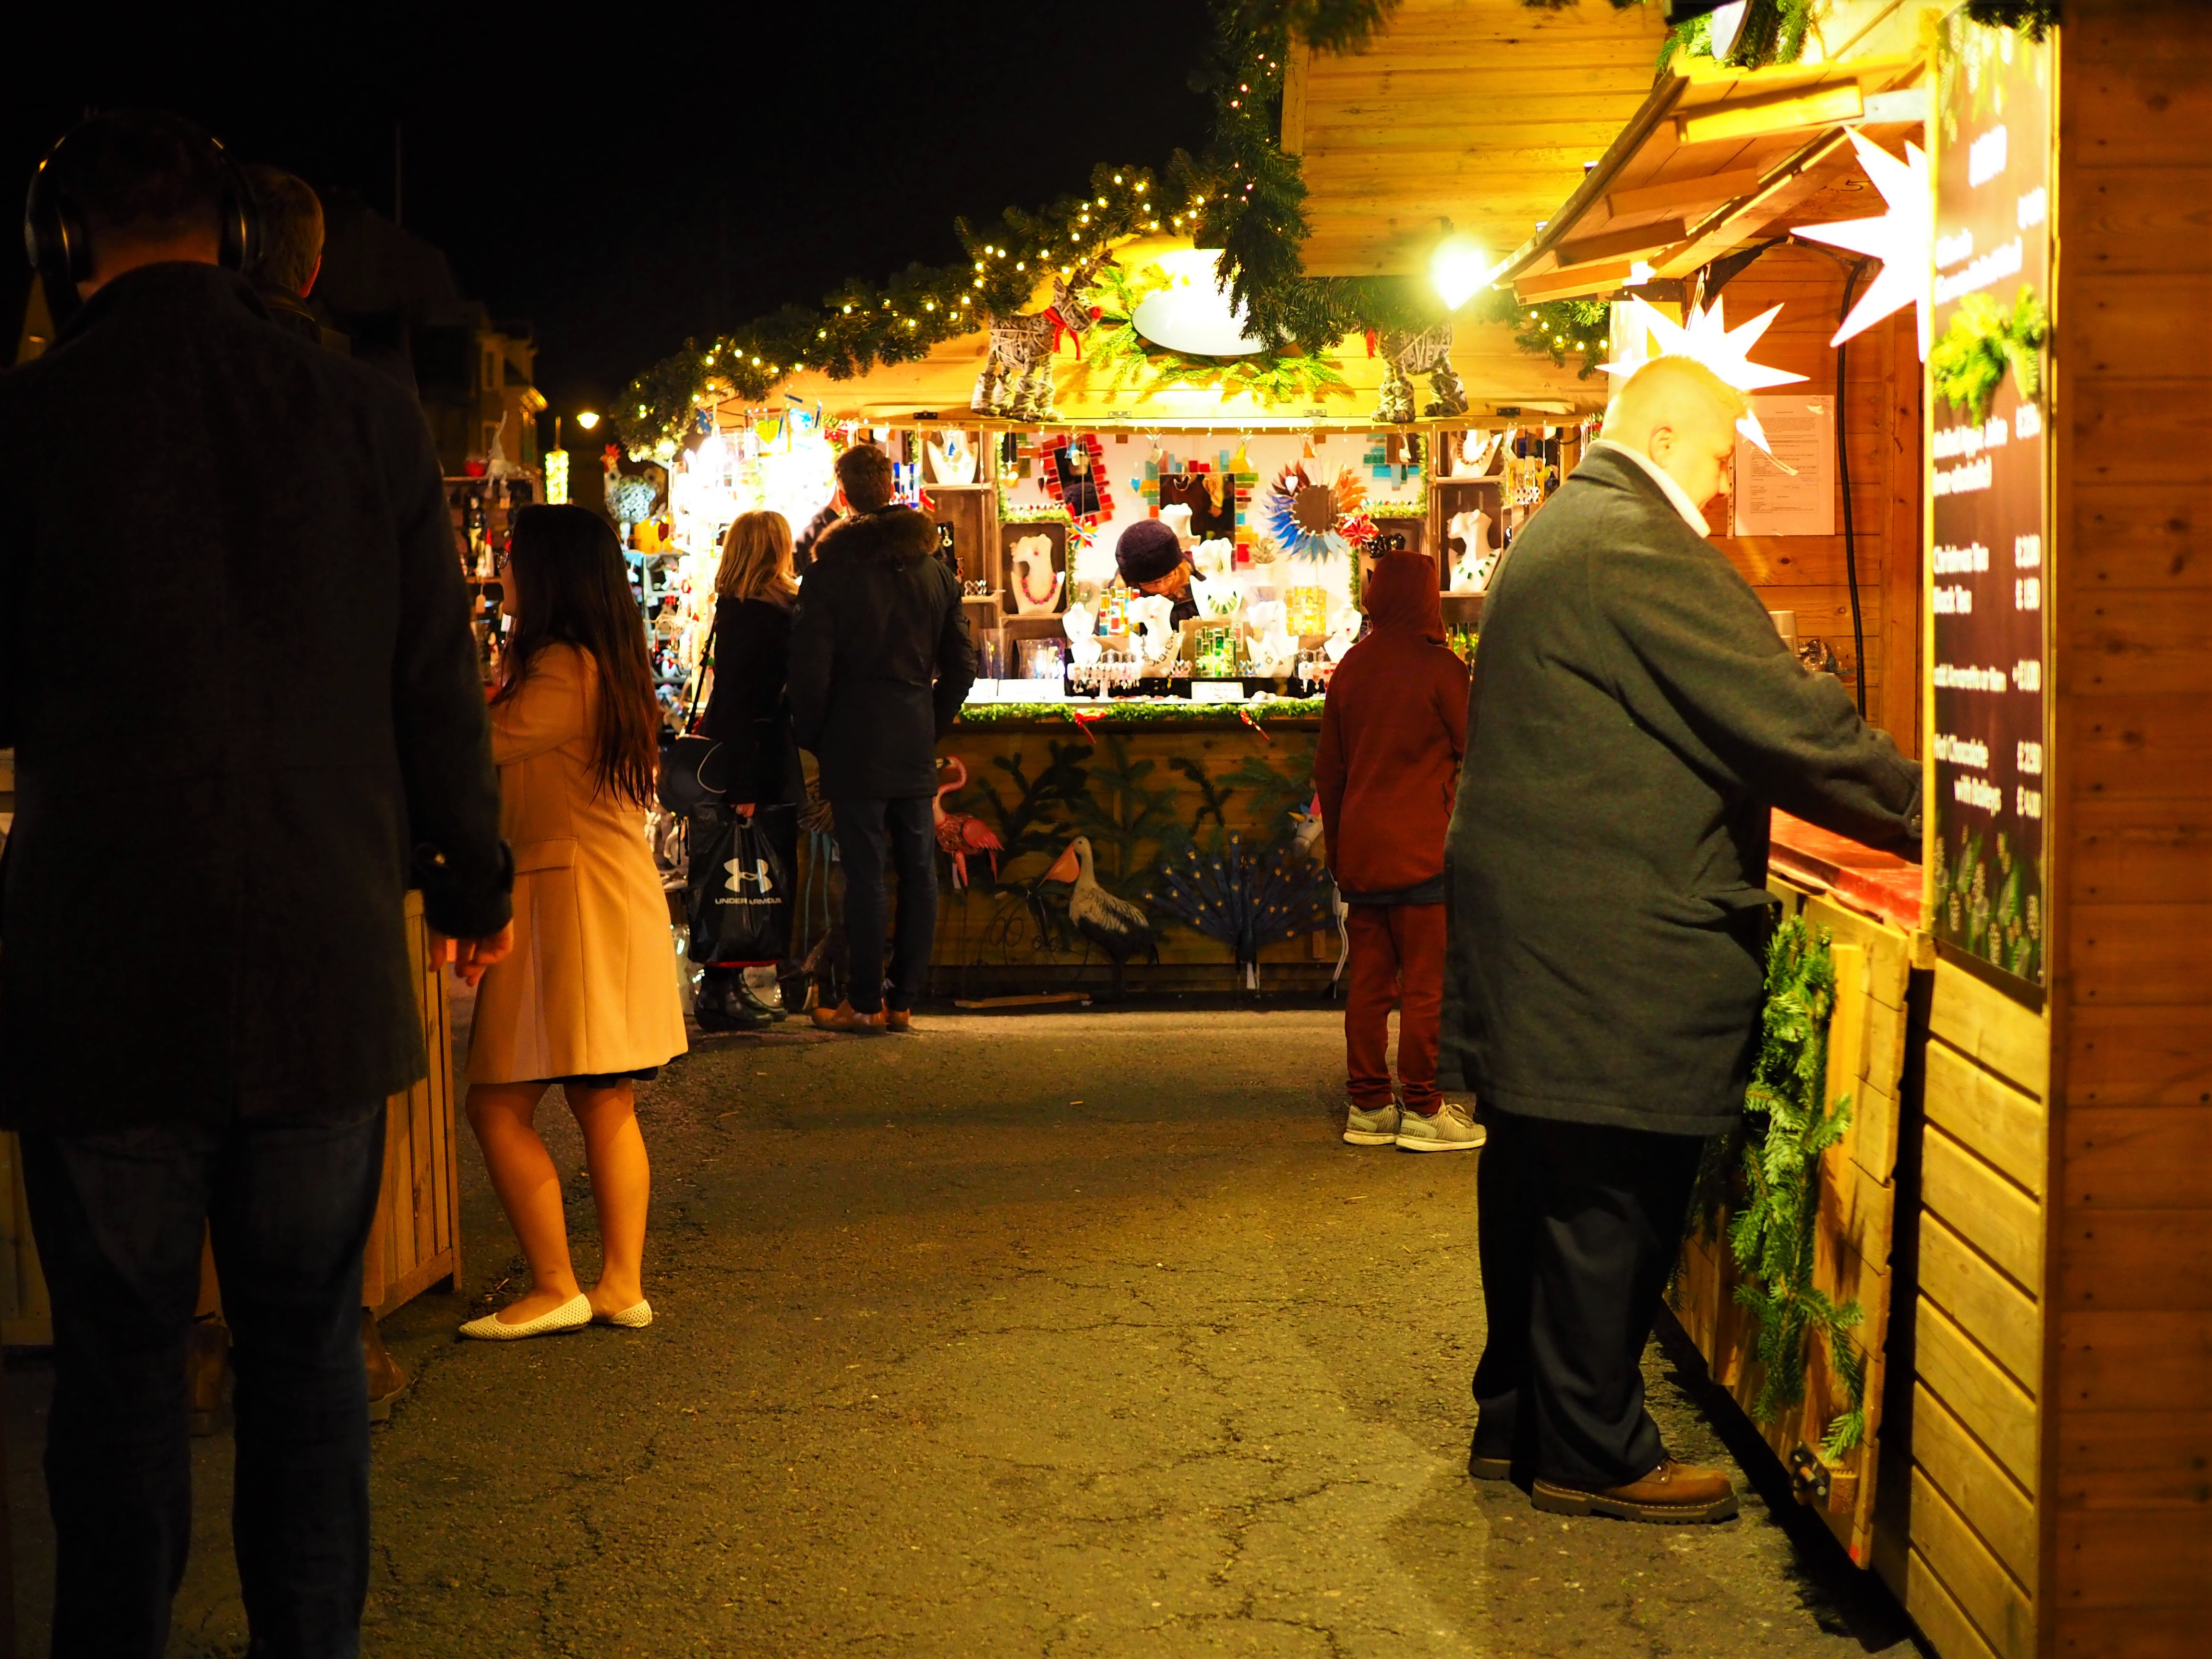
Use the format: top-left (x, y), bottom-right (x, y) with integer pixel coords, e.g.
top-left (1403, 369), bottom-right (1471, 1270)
top-left (1313, 552), bottom-right (1471, 898)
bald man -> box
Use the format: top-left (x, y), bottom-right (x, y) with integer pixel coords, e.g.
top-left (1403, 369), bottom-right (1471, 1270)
top-left (1439, 356), bottom-right (1920, 1523)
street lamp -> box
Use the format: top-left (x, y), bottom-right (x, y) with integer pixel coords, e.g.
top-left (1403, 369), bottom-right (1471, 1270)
top-left (575, 410), bottom-right (601, 431)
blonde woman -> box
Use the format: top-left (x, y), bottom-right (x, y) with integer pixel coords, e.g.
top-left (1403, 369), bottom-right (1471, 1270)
top-left (693, 510), bottom-right (805, 1029)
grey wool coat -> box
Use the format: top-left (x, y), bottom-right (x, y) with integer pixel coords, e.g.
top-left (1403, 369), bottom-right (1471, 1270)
top-left (0, 265), bottom-right (511, 1131)
top-left (1436, 445), bottom-right (1921, 1136)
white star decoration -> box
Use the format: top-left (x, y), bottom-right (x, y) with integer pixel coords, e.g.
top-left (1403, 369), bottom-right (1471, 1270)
top-left (1601, 295), bottom-right (1807, 456)
top-left (1793, 132), bottom-right (1933, 360)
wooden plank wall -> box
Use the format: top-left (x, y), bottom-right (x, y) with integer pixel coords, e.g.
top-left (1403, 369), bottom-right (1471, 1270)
top-left (368, 895), bottom-right (463, 1318)
top-left (1706, 248), bottom-right (1922, 755)
top-left (1669, 878), bottom-right (1916, 1565)
top-left (1282, 0), bottom-right (1668, 277)
top-left (2047, 8), bottom-right (2212, 1654)
top-left (1880, 962), bottom-right (2050, 1659)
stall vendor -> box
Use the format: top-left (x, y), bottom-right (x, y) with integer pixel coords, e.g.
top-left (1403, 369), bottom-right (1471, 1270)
top-left (1114, 518), bottom-right (1199, 628)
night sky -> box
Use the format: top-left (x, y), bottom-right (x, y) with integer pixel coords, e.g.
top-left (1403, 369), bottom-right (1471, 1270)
top-left (5, 10), bottom-right (1214, 433)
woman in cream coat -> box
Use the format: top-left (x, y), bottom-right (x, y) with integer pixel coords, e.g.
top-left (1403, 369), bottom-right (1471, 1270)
top-left (460, 505), bottom-right (687, 1340)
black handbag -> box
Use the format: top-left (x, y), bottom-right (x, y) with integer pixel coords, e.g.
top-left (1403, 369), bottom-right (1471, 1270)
top-left (658, 619), bottom-right (728, 815)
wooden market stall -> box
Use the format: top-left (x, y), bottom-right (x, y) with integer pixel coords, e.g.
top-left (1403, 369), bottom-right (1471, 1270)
top-left (1489, 7), bottom-right (2211, 1657)
top-left (665, 230), bottom-right (1608, 998)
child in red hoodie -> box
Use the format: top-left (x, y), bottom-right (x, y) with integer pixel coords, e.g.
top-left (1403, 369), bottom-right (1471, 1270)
top-left (1313, 551), bottom-right (1480, 1151)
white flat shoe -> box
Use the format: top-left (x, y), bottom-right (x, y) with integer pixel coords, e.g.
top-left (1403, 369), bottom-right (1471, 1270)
top-left (593, 1299), bottom-right (653, 1328)
top-left (457, 1293), bottom-right (591, 1341)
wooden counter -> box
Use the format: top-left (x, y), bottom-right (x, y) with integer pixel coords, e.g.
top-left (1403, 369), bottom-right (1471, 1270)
top-left (0, 892), bottom-right (461, 1344)
top-left (793, 702), bottom-right (1344, 998)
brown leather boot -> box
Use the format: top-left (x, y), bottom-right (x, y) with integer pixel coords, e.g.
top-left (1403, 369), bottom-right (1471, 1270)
top-left (882, 1008), bottom-right (913, 1034)
top-left (1532, 1458), bottom-right (1739, 1523)
top-left (364, 1310), bottom-right (409, 1423)
top-left (185, 1315), bottom-right (230, 1436)
top-left (811, 1000), bottom-right (886, 1034)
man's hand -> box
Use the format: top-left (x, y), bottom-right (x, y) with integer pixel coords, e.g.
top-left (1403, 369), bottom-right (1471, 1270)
top-left (429, 922), bottom-right (515, 988)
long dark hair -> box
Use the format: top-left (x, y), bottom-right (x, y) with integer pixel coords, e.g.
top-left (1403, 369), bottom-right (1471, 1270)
top-left (495, 504), bottom-right (659, 803)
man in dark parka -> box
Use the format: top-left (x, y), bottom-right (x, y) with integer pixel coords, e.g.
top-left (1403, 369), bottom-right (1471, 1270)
top-left (789, 443), bottom-right (975, 1032)
top-left (0, 112), bottom-right (512, 1651)
top-left (1439, 356), bottom-right (1920, 1523)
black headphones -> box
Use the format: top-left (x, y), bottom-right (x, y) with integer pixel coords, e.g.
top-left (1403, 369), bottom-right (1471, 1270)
top-left (23, 117), bottom-right (258, 325)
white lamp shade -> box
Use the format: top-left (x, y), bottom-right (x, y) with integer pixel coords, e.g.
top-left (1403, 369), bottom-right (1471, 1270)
top-left (1131, 249), bottom-right (1266, 358)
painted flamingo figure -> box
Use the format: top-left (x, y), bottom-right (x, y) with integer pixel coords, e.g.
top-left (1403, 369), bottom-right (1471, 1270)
top-left (933, 757), bottom-right (1005, 888)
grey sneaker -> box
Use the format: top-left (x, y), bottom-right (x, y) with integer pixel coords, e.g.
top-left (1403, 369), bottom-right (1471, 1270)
top-left (1343, 1100), bottom-right (1402, 1145)
top-left (1395, 1099), bottom-right (1487, 1152)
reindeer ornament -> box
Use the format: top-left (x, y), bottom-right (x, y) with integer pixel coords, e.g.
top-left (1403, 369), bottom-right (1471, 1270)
top-left (972, 276), bottom-right (1100, 422)
top-left (1371, 323), bottom-right (1470, 425)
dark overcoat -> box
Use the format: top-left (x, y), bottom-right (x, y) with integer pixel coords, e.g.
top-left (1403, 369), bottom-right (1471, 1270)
top-left (788, 506), bottom-right (975, 800)
top-left (1436, 444), bottom-right (1920, 1136)
top-left (0, 264), bottom-right (511, 1131)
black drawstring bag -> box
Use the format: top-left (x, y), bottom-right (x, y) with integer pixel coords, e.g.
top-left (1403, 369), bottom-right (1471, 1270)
top-left (686, 805), bottom-right (790, 965)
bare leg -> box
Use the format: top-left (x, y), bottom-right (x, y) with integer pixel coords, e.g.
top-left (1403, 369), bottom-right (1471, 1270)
top-left (463, 1082), bottom-right (583, 1322)
top-left (565, 1082), bottom-right (651, 1314)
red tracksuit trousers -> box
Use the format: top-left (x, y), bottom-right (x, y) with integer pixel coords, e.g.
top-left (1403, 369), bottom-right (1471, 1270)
top-left (1345, 902), bottom-right (1447, 1114)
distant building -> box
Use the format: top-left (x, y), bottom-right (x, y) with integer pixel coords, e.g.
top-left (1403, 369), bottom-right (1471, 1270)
top-left (13, 189), bottom-right (543, 481)
top-left (313, 192), bottom-right (544, 475)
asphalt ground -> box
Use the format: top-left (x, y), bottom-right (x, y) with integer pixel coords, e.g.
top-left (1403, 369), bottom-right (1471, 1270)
top-left (5, 1008), bottom-right (1919, 1656)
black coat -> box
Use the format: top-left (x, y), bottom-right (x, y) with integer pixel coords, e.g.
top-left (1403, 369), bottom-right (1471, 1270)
top-left (788, 507), bottom-right (974, 800)
top-left (697, 594), bottom-right (803, 806)
top-left (1436, 445), bottom-right (1920, 1136)
top-left (0, 264), bottom-right (511, 1131)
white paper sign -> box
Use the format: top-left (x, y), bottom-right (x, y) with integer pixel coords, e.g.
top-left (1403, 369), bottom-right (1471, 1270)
top-left (1191, 681), bottom-right (1247, 704)
top-left (1732, 396), bottom-right (1835, 537)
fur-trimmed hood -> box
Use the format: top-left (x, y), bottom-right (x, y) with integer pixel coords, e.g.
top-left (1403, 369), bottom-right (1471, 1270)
top-left (813, 505), bottom-right (936, 565)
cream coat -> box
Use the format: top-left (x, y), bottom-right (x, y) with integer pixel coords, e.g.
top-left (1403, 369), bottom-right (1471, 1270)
top-left (467, 644), bottom-right (688, 1084)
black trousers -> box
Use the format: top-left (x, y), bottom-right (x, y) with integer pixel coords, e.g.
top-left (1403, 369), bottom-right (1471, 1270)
top-left (21, 1097), bottom-right (387, 1659)
top-left (830, 795), bottom-right (938, 1014)
top-left (1470, 1108), bottom-right (1707, 1488)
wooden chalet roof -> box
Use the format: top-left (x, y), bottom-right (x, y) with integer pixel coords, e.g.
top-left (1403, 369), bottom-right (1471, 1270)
top-left (1281, 0), bottom-right (1670, 277)
top-left (715, 236), bottom-right (1609, 429)
top-left (1495, 52), bottom-right (1928, 301)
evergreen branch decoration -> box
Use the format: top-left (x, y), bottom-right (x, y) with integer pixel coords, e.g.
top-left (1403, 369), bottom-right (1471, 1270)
top-left (1931, 287), bottom-right (2048, 424)
top-left (1083, 261), bottom-right (1350, 404)
top-left (954, 699), bottom-right (1325, 726)
top-left (1657, 0), bottom-right (1814, 71)
top-left (1475, 291), bottom-right (1611, 378)
top-left (1965, 0), bottom-right (2058, 38)
top-left (613, 162), bottom-right (1167, 450)
top-left (1231, 0), bottom-right (1402, 53)
top-left (1728, 917), bottom-right (1870, 1453)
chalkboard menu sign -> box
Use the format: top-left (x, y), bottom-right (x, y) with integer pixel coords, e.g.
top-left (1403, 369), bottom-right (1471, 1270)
top-left (1928, 15), bottom-right (2052, 986)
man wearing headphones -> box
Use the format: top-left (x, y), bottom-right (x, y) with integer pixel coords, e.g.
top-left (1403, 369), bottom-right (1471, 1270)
top-left (1, 110), bottom-right (513, 1654)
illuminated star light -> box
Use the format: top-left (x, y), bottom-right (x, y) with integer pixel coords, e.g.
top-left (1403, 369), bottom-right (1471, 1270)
top-left (1600, 294), bottom-right (1807, 455)
top-left (1793, 132), bottom-right (1933, 361)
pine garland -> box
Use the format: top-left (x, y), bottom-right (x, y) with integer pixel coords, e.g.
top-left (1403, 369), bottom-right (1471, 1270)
top-left (956, 699), bottom-right (1324, 726)
top-left (1965, 0), bottom-right (2059, 37)
top-left (1084, 261), bottom-right (1350, 404)
top-left (1730, 917), bottom-right (1870, 1456)
top-left (1931, 286), bottom-right (2048, 424)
